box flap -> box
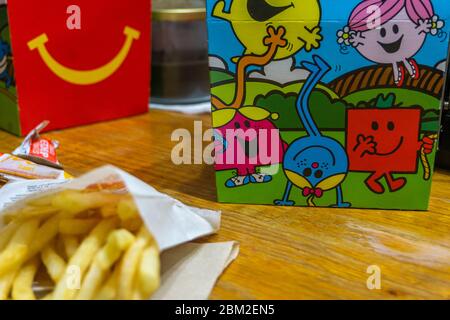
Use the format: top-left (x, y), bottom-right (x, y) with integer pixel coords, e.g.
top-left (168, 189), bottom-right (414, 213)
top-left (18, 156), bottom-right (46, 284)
top-left (207, 0), bottom-right (450, 23)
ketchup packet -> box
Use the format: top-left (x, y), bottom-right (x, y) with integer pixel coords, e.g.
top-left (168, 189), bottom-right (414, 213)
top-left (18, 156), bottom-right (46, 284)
top-left (13, 121), bottom-right (62, 169)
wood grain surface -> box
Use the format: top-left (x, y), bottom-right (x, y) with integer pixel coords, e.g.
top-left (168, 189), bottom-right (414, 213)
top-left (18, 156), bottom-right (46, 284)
top-left (1, 109), bottom-right (449, 300)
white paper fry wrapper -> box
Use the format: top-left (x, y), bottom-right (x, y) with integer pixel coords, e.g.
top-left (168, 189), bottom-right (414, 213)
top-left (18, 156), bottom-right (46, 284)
top-left (154, 242), bottom-right (239, 300)
top-left (0, 179), bottom-right (70, 228)
top-left (114, 168), bottom-right (221, 251)
top-left (0, 166), bottom-right (237, 299)
top-left (0, 165), bottom-right (221, 251)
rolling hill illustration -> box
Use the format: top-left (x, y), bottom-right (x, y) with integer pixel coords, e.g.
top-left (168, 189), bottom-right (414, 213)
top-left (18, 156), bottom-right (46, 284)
top-left (210, 63), bottom-right (443, 133)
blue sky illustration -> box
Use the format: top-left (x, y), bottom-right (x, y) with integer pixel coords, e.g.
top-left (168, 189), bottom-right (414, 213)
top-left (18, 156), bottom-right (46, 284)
top-left (206, 0), bottom-right (450, 83)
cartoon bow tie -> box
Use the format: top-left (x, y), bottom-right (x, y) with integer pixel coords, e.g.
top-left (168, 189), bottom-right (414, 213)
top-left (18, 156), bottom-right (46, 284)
top-left (302, 187), bottom-right (324, 198)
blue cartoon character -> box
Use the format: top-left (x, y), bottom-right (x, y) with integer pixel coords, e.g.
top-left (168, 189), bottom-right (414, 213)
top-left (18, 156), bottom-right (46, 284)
top-left (0, 40), bottom-right (12, 89)
top-left (274, 56), bottom-right (350, 208)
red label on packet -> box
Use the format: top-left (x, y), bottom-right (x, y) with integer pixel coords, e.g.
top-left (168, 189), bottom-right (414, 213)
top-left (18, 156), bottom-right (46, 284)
top-left (13, 121), bottom-right (62, 169)
top-left (29, 137), bottom-right (58, 164)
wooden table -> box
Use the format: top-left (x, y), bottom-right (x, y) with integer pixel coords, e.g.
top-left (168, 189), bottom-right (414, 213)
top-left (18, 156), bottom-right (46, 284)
top-left (1, 109), bottom-right (450, 300)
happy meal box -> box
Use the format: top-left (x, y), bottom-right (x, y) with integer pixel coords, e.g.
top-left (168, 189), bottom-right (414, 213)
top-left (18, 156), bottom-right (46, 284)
top-left (206, 0), bottom-right (450, 210)
top-left (0, 0), bottom-right (150, 136)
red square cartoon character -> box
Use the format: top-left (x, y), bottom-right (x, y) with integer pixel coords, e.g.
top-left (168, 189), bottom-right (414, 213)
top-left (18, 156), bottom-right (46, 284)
top-left (346, 103), bottom-right (435, 194)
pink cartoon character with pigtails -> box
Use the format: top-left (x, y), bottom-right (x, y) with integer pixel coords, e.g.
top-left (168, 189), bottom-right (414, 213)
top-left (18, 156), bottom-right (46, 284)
top-left (337, 0), bottom-right (445, 86)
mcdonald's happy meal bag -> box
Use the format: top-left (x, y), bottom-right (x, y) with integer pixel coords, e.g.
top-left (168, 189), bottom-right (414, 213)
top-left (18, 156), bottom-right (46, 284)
top-left (0, 0), bottom-right (150, 135)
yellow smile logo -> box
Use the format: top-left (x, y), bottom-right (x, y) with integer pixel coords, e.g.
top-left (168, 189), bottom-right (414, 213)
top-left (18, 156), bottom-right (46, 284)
top-left (27, 26), bottom-right (140, 85)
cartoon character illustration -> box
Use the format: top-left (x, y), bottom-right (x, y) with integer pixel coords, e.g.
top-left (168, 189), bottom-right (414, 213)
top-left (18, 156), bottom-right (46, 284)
top-left (338, 0), bottom-right (445, 86)
top-left (0, 40), bottom-right (12, 89)
top-left (213, 0), bottom-right (322, 60)
top-left (275, 55), bottom-right (350, 207)
top-left (346, 95), bottom-right (436, 194)
top-left (212, 26), bottom-right (287, 188)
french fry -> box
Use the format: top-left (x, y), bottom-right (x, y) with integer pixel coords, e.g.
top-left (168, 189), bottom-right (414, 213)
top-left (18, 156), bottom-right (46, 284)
top-left (3, 206), bottom-right (58, 223)
top-left (0, 245), bottom-right (28, 277)
top-left (95, 267), bottom-right (118, 300)
top-left (0, 271), bottom-right (18, 300)
top-left (61, 235), bottom-right (79, 259)
top-left (138, 245), bottom-right (160, 299)
top-left (77, 229), bottom-right (134, 300)
top-left (117, 228), bottom-right (151, 300)
top-left (51, 190), bottom-right (122, 215)
top-left (26, 194), bottom-right (55, 207)
top-left (117, 198), bottom-right (140, 221)
top-left (0, 219), bottom-right (39, 277)
top-left (55, 235), bottom-right (67, 258)
top-left (0, 222), bottom-right (19, 251)
top-left (28, 216), bottom-right (60, 258)
top-left (121, 218), bottom-right (143, 233)
top-left (59, 219), bottom-right (99, 235)
top-left (0, 220), bottom-right (40, 299)
top-left (96, 229), bottom-right (135, 270)
top-left (100, 204), bottom-right (118, 218)
top-left (41, 243), bottom-right (66, 283)
top-left (133, 291), bottom-right (143, 300)
top-left (0, 187), bottom-right (162, 300)
top-left (52, 218), bottom-right (118, 300)
top-left (76, 263), bottom-right (102, 300)
top-left (12, 257), bottom-right (40, 300)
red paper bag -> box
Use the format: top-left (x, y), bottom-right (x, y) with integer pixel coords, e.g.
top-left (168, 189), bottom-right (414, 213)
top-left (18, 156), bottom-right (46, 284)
top-left (3, 0), bottom-right (150, 135)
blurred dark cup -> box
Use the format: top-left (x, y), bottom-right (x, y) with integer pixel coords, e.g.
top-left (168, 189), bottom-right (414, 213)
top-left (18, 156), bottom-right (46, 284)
top-left (151, 0), bottom-right (210, 105)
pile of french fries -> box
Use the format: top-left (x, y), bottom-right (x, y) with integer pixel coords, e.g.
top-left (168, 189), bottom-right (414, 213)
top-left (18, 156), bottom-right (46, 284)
top-left (0, 188), bottom-right (160, 300)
